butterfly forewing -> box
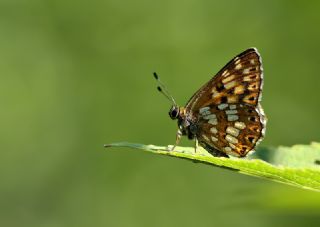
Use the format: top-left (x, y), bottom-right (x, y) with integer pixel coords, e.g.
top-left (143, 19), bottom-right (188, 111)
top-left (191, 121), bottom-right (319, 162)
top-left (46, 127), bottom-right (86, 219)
top-left (186, 48), bottom-right (263, 111)
top-left (185, 48), bottom-right (266, 157)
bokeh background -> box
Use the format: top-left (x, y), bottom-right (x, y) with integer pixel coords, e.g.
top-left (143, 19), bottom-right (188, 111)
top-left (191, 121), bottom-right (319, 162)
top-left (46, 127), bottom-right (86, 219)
top-left (1, 0), bottom-right (320, 226)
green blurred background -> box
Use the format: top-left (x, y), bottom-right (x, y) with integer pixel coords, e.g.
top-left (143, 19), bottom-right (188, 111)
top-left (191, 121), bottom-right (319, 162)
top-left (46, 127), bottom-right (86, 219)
top-left (1, 0), bottom-right (320, 226)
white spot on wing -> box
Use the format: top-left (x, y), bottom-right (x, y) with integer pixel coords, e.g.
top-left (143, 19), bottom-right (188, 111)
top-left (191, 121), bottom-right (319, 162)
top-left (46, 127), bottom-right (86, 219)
top-left (224, 81), bottom-right (237, 89)
top-left (229, 143), bottom-right (237, 149)
top-left (227, 96), bottom-right (238, 103)
top-left (235, 64), bottom-right (242, 70)
top-left (212, 92), bottom-right (222, 99)
top-left (224, 147), bottom-right (232, 152)
top-left (227, 115), bottom-right (239, 121)
top-left (244, 75), bottom-right (256, 81)
top-left (211, 136), bottom-right (218, 142)
top-left (243, 68), bottom-right (250, 74)
top-left (226, 126), bottom-right (240, 137)
top-left (226, 110), bottom-right (237, 115)
top-left (199, 107), bottom-right (210, 114)
top-left (222, 75), bottom-right (235, 84)
top-left (234, 85), bottom-right (244, 94)
top-left (208, 119), bottom-right (218, 125)
top-left (210, 127), bottom-right (218, 134)
top-left (203, 114), bottom-right (216, 120)
top-left (225, 135), bottom-right (238, 144)
top-left (203, 110), bottom-right (211, 115)
top-left (234, 121), bottom-right (246, 129)
top-left (222, 70), bottom-right (228, 77)
top-left (218, 103), bottom-right (228, 110)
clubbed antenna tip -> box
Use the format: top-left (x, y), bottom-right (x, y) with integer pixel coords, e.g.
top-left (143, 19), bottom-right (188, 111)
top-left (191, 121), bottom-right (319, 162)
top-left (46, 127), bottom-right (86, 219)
top-left (152, 72), bottom-right (176, 105)
top-left (153, 72), bottom-right (158, 80)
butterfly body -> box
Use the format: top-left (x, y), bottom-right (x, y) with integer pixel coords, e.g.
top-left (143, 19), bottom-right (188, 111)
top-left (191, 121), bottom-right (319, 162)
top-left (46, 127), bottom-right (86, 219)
top-left (158, 48), bottom-right (266, 157)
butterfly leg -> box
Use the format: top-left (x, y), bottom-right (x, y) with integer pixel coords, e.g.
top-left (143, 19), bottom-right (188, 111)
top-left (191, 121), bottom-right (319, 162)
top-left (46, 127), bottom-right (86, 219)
top-left (194, 138), bottom-right (199, 153)
top-left (169, 129), bottom-right (182, 151)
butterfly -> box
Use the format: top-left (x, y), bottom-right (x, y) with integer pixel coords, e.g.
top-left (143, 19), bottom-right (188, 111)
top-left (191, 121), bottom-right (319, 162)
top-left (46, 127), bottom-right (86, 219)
top-left (154, 48), bottom-right (267, 157)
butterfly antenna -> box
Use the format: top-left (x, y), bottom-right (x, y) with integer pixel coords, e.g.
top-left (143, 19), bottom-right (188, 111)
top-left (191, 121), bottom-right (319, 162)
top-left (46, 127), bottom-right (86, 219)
top-left (153, 72), bottom-right (177, 105)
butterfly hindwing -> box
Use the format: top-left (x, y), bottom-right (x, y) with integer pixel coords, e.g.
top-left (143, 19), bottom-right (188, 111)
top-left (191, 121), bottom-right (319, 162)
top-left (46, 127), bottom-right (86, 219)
top-left (196, 103), bottom-right (266, 157)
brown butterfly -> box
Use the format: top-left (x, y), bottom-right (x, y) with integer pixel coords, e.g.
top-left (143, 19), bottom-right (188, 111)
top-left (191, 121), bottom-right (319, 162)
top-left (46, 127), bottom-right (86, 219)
top-left (154, 48), bottom-right (267, 157)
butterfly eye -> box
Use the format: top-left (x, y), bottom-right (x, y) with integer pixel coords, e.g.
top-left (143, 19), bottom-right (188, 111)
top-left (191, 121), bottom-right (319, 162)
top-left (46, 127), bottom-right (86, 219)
top-left (169, 106), bottom-right (179, 119)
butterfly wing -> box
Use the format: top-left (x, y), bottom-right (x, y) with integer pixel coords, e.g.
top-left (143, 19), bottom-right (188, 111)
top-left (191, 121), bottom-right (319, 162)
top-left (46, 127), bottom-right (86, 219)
top-left (186, 48), bottom-right (266, 157)
top-left (196, 103), bottom-right (266, 157)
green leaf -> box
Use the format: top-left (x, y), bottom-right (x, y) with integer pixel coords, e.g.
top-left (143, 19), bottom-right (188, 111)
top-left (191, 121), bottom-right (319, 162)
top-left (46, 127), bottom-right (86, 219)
top-left (104, 142), bottom-right (320, 192)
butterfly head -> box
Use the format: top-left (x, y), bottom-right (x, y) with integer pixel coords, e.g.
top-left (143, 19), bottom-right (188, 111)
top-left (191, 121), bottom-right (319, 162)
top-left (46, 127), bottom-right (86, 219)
top-left (169, 105), bottom-right (180, 120)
